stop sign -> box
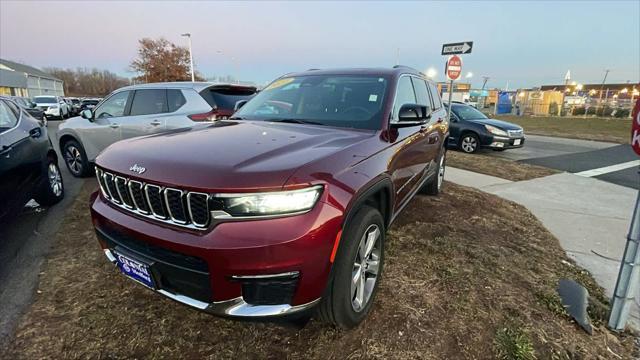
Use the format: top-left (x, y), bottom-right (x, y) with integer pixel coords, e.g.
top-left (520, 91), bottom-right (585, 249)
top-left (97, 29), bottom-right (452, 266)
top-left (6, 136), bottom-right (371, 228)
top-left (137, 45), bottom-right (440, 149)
top-left (631, 98), bottom-right (640, 156)
top-left (446, 55), bottom-right (462, 80)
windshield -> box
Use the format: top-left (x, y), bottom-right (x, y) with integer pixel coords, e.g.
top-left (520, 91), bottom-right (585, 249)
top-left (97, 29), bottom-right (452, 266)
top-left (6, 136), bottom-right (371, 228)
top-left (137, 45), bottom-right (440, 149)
top-left (34, 96), bottom-right (57, 104)
top-left (452, 104), bottom-right (488, 120)
top-left (235, 75), bottom-right (388, 130)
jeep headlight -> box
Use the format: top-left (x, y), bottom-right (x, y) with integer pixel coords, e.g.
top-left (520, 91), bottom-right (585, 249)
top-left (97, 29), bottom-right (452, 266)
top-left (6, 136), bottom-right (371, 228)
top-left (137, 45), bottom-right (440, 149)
top-left (484, 125), bottom-right (508, 137)
top-left (218, 185), bottom-right (322, 217)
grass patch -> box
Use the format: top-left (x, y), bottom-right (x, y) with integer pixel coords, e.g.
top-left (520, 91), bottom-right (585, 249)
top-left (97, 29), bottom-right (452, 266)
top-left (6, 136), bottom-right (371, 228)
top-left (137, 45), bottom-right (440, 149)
top-left (493, 115), bottom-right (631, 144)
top-left (494, 327), bottom-right (536, 360)
top-left (447, 150), bottom-right (559, 181)
top-left (1, 180), bottom-right (636, 359)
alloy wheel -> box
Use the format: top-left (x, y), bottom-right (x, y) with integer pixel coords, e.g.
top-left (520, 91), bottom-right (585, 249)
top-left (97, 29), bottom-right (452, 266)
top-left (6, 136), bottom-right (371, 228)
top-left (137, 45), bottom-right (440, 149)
top-left (351, 224), bottom-right (381, 312)
top-left (48, 163), bottom-right (63, 197)
top-left (437, 153), bottom-right (446, 190)
top-left (65, 145), bottom-right (82, 175)
top-left (461, 136), bottom-right (477, 153)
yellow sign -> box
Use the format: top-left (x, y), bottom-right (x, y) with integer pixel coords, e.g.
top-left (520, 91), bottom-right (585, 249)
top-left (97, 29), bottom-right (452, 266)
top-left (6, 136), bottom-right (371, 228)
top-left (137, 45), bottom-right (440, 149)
top-left (265, 78), bottom-right (295, 90)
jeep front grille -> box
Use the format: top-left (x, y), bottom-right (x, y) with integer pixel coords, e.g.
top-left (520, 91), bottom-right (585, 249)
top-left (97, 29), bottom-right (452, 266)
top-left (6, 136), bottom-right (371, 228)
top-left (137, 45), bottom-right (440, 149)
top-left (96, 168), bottom-right (210, 229)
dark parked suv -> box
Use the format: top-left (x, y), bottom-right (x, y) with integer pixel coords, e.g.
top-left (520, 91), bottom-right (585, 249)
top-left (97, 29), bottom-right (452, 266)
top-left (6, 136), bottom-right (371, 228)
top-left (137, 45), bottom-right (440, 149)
top-left (0, 97), bottom-right (64, 220)
top-left (90, 67), bottom-right (448, 328)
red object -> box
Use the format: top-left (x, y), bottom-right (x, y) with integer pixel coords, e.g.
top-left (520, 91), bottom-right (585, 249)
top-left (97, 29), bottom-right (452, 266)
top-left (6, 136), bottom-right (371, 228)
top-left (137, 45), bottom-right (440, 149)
top-left (90, 67), bottom-right (449, 318)
top-left (446, 55), bottom-right (462, 81)
top-left (632, 98), bottom-right (640, 156)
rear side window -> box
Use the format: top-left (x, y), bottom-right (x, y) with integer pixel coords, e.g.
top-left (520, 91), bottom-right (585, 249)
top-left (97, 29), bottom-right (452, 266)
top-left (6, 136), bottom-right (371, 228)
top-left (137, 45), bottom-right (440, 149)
top-left (200, 87), bottom-right (256, 110)
top-left (0, 100), bottom-right (19, 131)
top-left (428, 82), bottom-right (442, 110)
top-left (167, 90), bottom-right (186, 112)
top-left (412, 78), bottom-right (430, 107)
top-left (130, 89), bottom-right (168, 116)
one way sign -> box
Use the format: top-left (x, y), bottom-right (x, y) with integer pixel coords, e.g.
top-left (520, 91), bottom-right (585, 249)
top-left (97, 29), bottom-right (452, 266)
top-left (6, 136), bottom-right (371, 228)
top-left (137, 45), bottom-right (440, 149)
top-left (441, 41), bottom-right (473, 55)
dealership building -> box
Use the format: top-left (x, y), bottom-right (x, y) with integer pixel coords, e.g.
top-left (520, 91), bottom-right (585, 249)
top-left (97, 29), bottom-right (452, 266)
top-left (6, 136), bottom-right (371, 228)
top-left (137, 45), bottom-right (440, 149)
top-left (0, 58), bottom-right (64, 97)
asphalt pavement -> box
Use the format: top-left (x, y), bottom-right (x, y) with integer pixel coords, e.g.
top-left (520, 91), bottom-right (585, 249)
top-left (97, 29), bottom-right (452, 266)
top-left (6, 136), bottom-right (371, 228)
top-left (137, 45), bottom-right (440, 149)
top-left (479, 134), bottom-right (639, 189)
top-left (0, 119), bottom-right (87, 347)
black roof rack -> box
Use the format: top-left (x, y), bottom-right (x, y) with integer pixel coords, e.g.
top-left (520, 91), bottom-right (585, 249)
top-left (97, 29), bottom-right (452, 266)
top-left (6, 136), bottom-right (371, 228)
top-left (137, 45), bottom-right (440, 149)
top-left (306, 68), bottom-right (320, 71)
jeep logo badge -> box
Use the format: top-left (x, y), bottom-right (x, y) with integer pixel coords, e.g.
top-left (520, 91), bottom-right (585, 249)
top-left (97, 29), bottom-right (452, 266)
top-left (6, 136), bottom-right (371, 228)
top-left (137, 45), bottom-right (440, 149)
top-left (129, 164), bottom-right (146, 174)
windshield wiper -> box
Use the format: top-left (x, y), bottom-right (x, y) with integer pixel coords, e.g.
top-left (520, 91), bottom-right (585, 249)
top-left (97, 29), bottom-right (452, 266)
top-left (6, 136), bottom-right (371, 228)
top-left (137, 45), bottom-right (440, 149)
top-left (268, 118), bottom-right (325, 126)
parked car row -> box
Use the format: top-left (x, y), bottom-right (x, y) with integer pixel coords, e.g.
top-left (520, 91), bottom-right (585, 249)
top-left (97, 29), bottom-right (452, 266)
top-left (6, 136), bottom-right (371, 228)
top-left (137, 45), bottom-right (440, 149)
top-left (3, 69), bottom-right (526, 330)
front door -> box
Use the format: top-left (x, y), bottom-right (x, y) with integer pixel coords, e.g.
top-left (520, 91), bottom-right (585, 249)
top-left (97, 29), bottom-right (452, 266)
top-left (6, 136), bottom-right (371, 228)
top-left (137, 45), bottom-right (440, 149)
top-left (388, 75), bottom-right (432, 210)
top-left (81, 90), bottom-right (132, 160)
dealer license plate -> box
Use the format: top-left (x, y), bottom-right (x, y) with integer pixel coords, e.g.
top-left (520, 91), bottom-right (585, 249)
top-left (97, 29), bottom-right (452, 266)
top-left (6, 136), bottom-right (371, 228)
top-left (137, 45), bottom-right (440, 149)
top-left (514, 139), bottom-right (522, 146)
top-left (114, 251), bottom-right (155, 289)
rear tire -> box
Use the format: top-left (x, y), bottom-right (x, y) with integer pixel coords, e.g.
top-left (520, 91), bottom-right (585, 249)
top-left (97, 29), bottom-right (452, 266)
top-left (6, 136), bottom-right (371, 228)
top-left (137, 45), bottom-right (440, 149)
top-left (316, 205), bottom-right (385, 329)
top-left (34, 160), bottom-right (64, 206)
top-left (62, 139), bottom-right (90, 177)
top-left (422, 149), bottom-right (446, 195)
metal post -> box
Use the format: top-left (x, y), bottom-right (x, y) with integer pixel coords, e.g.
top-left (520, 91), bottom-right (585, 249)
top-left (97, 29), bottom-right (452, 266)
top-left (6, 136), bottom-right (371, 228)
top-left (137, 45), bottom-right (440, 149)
top-left (609, 179), bottom-right (640, 330)
top-left (182, 33), bottom-right (195, 82)
top-left (446, 79), bottom-right (454, 123)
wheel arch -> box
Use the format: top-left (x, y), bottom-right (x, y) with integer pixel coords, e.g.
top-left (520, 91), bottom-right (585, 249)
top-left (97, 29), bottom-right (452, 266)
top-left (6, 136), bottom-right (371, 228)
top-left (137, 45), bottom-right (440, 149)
top-left (58, 133), bottom-right (80, 150)
top-left (342, 177), bottom-right (394, 231)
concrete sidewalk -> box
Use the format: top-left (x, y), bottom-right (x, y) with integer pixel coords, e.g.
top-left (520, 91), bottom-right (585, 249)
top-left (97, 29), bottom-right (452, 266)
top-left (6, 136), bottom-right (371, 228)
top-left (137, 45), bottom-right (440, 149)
top-left (445, 167), bottom-right (639, 329)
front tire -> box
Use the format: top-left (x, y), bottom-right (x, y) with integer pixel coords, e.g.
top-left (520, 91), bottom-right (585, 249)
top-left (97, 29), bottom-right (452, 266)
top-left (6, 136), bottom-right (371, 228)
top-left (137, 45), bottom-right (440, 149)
top-left (62, 139), bottom-right (90, 177)
top-left (317, 206), bottom-right (385, 329)
top-left (459, 133), bottom-right (479, 153)
top-left (34, 160), bottom-right (64, 206)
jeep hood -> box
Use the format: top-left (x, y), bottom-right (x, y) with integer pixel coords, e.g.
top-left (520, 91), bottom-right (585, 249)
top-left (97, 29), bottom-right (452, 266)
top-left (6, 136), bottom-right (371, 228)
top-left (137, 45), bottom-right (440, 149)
top-left (95, 120), bottom-right (374, 191)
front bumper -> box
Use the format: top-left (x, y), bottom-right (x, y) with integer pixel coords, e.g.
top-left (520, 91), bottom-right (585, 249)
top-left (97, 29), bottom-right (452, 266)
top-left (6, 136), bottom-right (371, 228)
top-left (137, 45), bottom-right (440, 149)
top-left (91, 191), bottom-right (342, 318)
top-left (486, 136), bottom-right (525, 149)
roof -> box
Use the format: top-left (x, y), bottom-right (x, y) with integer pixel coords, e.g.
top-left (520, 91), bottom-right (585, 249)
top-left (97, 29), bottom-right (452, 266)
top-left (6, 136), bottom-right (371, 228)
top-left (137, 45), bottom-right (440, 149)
top-left (282, 66), bottom-right (424, 79)
top-left (0, 59), bottom-right (61, 80)
top-left (117, 81), bottom-right (256, 92)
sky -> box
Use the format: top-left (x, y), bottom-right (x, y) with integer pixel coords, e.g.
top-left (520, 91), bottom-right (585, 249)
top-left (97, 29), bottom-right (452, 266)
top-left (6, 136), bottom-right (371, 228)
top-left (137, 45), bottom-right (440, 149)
top-left (1, 0), bottom-right (639, 89)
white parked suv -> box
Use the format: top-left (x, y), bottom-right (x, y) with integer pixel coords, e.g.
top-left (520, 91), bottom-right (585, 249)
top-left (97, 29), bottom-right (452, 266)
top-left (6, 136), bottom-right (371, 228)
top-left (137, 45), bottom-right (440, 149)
top-left (33, 95), bottom-right (70, 119)
top-left (56, 82), bottom-right (256, 177)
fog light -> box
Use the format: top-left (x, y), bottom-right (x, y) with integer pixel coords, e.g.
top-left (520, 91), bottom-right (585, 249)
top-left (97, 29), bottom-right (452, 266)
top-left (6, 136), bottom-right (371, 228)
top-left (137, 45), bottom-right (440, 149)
top-left (491, 142), bottom-right (505, 148)
top-left (232, 272), bottom-right (299, 305)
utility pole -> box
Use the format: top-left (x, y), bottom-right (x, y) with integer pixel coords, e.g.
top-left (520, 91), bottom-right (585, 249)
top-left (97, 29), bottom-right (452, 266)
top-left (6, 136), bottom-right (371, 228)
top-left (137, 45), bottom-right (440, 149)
top-left (481, 76), bottom-right (490, 90)
top-left (181, 33), bottom-right (195, 82)
top-left (598, 69), bottom-right (610, 106)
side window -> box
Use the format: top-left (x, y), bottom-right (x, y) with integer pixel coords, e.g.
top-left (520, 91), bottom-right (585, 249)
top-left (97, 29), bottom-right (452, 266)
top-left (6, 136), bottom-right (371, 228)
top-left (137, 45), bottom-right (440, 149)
top-left (412, 78), bottom-right (430, 107)
top-left (428, 82), bottom-right (442, 110)
top-left (167, 90), bottom-right (186, 112)
top-left (0, 100), bottom-right (19, 130)
top-left (130, 89), bottom-right (168, 116)
top-left (95, 91), bottom-right (131, 119)
top-left (393, 76), bottom-right (417, 119)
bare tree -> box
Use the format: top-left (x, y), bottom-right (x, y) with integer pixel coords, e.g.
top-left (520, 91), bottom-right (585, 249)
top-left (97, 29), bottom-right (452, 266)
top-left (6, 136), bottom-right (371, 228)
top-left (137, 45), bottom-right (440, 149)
top-left (44, 67), bottom-right (130, 96)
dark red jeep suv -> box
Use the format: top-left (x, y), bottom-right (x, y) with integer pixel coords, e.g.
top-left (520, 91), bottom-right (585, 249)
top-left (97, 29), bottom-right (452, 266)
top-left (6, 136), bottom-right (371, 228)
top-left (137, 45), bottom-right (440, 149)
top-left (90, 66), bottom-right (449, 328)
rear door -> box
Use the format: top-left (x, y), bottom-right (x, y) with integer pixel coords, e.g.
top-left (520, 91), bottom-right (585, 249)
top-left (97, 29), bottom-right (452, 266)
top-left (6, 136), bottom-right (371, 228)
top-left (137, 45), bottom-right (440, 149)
top-left (119, 89), bottom-right (169, 140)
top-left (121, 89), bottom-right (169, 139)
top-left (0, 100), bottom-right (38, 215)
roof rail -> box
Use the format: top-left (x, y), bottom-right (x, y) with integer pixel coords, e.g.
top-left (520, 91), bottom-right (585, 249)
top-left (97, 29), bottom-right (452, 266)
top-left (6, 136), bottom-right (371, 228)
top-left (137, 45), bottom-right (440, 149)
top-left (392, 65), bottom-right (421, 73)
top-left (307, 68), bottom-right (320, 71)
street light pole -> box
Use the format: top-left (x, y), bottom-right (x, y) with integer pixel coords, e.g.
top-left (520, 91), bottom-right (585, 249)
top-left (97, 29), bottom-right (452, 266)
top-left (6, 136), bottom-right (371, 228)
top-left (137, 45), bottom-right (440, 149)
top-left (181, 33), bottom-right (195, 82)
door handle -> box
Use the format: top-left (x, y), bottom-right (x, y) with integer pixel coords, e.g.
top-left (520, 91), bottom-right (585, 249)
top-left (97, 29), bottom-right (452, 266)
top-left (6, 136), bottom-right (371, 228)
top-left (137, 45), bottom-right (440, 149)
top-left (109, 123), bottom-right (120, 129)
top-left (150, 120), bottom-right (162, 126)
top-left (29, 128), bottom-right (42, 138)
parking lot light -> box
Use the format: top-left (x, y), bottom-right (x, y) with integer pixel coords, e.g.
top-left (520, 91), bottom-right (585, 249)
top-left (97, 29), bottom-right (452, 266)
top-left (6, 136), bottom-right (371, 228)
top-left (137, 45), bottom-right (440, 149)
top-left (426, 67), bottom-right (437, 79)
top-left (465, 72), bottom-right (473, 79)
top-left (181, 33), bottom-right (195, 82)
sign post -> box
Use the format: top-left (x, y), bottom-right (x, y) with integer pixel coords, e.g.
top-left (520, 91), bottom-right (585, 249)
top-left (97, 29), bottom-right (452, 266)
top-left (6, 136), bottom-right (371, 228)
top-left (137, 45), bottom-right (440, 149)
top-left (441, 42), bottom-right (472, 124)
top-left (609, 98), bottom-right (640, 330)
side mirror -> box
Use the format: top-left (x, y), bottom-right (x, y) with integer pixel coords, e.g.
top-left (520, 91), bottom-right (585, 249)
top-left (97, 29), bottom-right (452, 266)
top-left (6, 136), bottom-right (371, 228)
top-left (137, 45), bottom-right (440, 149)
top-left (392, 104), bottom-right (430, 127)
top-left (234, 99), bottom-right (248, 111)
top-left (81, 109), bottom-right (94, 121)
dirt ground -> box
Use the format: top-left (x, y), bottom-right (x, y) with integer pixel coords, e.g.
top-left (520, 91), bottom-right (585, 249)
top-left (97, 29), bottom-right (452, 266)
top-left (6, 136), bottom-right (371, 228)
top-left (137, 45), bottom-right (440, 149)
top-left (447, 150), bottom-right (559, 181)
top-left (2, 180), bottom-right (636, 359)
top-left (493, 115), bottom-right (631, 144)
